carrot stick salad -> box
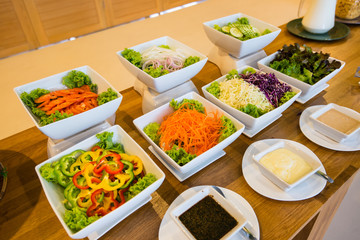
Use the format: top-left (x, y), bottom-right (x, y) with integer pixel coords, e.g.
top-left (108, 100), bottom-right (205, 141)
top-left (20, 70), bottom-right (118, 126)
top-left (143, 99), bottom-right (237, 166)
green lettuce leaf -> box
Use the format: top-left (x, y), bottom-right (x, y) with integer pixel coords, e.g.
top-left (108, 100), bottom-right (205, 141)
top-left (94, 132), bottom-right (124, 153)
top-left (64, 207), bottom-right (99, 232)
top-left (62, 70), bottom-right (97, 92)
top-left (97, 88), bottom-right (118, 105)
top-left (143, 122), bottom-right (161, 145)
top-left (125, 173), bottom-right (157, 200)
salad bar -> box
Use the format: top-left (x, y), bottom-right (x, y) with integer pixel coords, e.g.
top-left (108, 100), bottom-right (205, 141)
top-left (0, 16), bottom-right (359, 240)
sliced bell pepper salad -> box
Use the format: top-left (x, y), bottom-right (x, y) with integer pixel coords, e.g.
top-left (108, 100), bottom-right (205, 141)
top-left (39, 131), bottom-right (158, 233)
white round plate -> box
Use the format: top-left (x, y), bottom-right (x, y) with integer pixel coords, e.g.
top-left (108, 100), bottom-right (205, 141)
top-left (300, 105), bottom-right (360, 151)
top-left (242, 139), bottom-right (327, 201)
top-left (159, 185), bottom-right (260, 240)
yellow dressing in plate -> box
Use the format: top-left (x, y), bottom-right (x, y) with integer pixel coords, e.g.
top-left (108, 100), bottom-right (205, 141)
top-left (260, 148), bottom-right (313, 184)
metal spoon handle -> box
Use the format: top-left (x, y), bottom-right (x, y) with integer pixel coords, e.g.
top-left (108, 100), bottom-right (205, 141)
top-left (316, 171), bottom-right (334, 183)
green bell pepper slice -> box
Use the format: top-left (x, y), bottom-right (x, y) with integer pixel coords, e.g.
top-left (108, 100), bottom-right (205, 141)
top-left (60, 150), bottom-right (85, 177)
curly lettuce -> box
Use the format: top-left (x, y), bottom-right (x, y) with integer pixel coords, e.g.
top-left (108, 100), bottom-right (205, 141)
top-left (144, 65), bottom-right (169, 78)
top-left (143, 122), bottom-right (161, 145)
top-left (97, 88), bottom-right (118, 105)
top-left (122, 48), bottom-right (142, 68)
top-left (64, 207), bottom-right (99, 232)
top-left (219, 116), bottom-right (237, 142)
top-left (169, 99), bottom-right (205, 113)
top-left (166, 145), bottom-right (197, 166)
top-left (125, 173), bottom-right (157, 200)
top-left (62, 70), bottom-right (97, 92)
top-left (94, 132), bottom-right (124, 153)
top-left (184, 56), bottom-right (200, 67)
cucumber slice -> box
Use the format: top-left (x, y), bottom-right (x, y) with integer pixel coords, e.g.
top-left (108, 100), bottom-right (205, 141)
top-left (221, 26), bottom-right (230, 33)
top-left (230, 28), bottom-right (243, 38)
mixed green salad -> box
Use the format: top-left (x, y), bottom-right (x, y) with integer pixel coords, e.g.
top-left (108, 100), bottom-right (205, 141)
top-left (213, 17), bottom-right (272, 41)
top-left (143, 99), bottom-right (237, 166)
top-left (122, 45), bottom-right (200, 78)
top-left (39, 132), bottom-right (157, 232)
top-left (206, 68), bottom-right (296, 118)
top-left (269, 43), bottom-right (342, 85)
top-left (20, 70), bottom-right (118, 126)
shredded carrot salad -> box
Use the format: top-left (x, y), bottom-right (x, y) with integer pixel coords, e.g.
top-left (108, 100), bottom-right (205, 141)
top-left (34, 85), bottom-right (98, 115)
top-left (158, 103), bottom-right (223, 156)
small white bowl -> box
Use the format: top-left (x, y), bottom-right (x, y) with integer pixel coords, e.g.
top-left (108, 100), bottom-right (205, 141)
top-left (35, 125), bottom-right (165, 239)
top-left (310, 103), bottom-right (360, 143)
top-left (201, 65), bottom-right (301, 130)
top-left (116, 36), bottom-right (208, 93)
top-left (257, 51), bottom-right (345, 96)
top-left (252, 141), bottom-right (321, 191)
top-left (171, 186), bottom-right (247, 240)
top-left (14, 66), bottom-right (122, 140)
top-left (133, 91), bottom-right (245, 174)
top-left (203, 13), bottom-right (281, 58)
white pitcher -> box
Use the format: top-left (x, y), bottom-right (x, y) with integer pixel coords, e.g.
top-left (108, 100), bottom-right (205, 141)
top-left (299, 0), bottom-right (337, 34)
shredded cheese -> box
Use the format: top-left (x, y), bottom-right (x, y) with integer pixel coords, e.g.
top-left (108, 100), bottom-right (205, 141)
top-left (218, 77), bottom-right (274, 112)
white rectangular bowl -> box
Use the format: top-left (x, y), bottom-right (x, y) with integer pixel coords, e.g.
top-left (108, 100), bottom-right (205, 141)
top-left (203, 13), bottom-right (281, 58)
top-left (116, 36), bottom-right (208, 93)
top-left (310, 103), bottom-right (360, 143)
top-left (14, 66), bottom-right (122, 140)
top-left (257, 51), bottom-right (345, 96)
top-left (201, 65), bottom-right (301, 130)
top-left (252, 141), bottom-right (321, 191)
top-left (171, 186), bottom-right (247, 240)
top-left (35, 125), bottom-right (165, 239)
top-left (133, 91), bottom-right (245, 174)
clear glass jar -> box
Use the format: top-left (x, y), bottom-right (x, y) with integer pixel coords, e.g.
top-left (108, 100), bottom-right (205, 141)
top-left (336, 0), bottom-right (360, 19)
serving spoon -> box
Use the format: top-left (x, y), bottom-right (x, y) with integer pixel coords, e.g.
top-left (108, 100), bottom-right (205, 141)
top-left (316, 170), bottom-right (334, 183)
top-left (212, 186), bottom-right (257, 240)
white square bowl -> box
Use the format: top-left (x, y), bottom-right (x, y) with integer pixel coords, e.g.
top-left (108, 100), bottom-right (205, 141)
top-left (203, 13), bottom-right (281, 58)
top-left (133, 91), bottom-right (245, 174)
top-left (252, 141), bottom-right (321, 191)
top-left (116, 36), bottom-right (208, 93)
top-left (310, 103), bottom-right (360, 143)
top-left (14, 66), bottom-right (122, 140)
top-left (201, 65), bottom-right (301, 130)
top-left (35, 124), bottom-right (165, 239)
top-left (170, 186), bottom-right (247, 240)
top-left (257, 51), bottom-right (345, 96)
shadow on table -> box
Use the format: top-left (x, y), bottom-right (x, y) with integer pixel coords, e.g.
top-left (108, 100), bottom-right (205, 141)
top-left (0, 150), bottom-right (41, 239)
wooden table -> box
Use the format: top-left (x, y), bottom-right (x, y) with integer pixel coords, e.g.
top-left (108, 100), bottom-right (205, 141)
top-left (0, 24), bottom-right (359, 240)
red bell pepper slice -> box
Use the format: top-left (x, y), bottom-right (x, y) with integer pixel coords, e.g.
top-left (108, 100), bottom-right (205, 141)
top-left (72, 170), bottom-right (89, 189)
top-left (93, 153), bottom-right (123, 175)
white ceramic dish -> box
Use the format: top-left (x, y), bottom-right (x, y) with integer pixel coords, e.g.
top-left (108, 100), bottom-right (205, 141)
top-left (201, 65), bottom-right (301, 132)
top-left (300, 105), bottom-right (360, 151)
top-left (159, 186), bottom-right (259, 240)
top-left (171, 186), bottom-right (247, 240)
top-left (243, 139), bottom-right (327, 201)
top-left (116, 36), bottom-right (208, 93)
top-left (133, 91), bottom-right (245, 174)
top-left (148, 146), bottom-right (225, 182)
top-left (203, 13), bottom-right (281, 58)
top-left (35, 125), bottom-right (165, 239)
top-left (253, 141), bottom-right (321, 191)
top-left (309, 103), bottom-right (360, 143)
top-left (257, 51), bottom-right (345, 99)
top-left (14, 66), bottom-right (122, 140)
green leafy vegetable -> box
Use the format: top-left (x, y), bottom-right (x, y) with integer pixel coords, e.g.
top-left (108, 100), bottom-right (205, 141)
top-left (238, 103), bottom-right (267, 118)
top-left (206, 81), bottom-right (220, 98)
top-left (144, 65), bottom-right (169, 78)
top-left (226, 69), bottom-right (239, 80)
top-left (219, 116), bottom-right (237, 142)
top-left (159, 45), bottom-right (170, 49)
top-left (39, 111), bottom-right (73, 126)
top-left (97, 88), bottom-right (118, 105)
top-left (122, 48), bottom-right (142, 68)
top-left (241, 67), bottom-right (256, 74)
top-left (269, 43), bottom-right (342, 85)
top-left (39, 163), bottom-right (57, 183)
top-left (125, 173), bottom-right (157, 200)
top-left (169, 99), bottom-right (205, 113)
top-left (279, 91), bottom-right (297, 105)
top-left (62, 70), bottom-right (97, 92)
top-left (165, 145), bottom-right (197, 166)
top-left (143, 122), bottom-right (161, 145)
top-left (184, 56), bottom-right (200, 67)
top-left (64, 207), bottom-right (99, 232)
top-left (20, 88), bottom-right (50, 108)
top-left (94, 132), bottom-right (124, 153)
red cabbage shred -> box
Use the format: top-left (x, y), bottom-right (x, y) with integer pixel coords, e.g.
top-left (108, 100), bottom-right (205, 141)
top-left (239, 72), bottom-right (292, 108)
